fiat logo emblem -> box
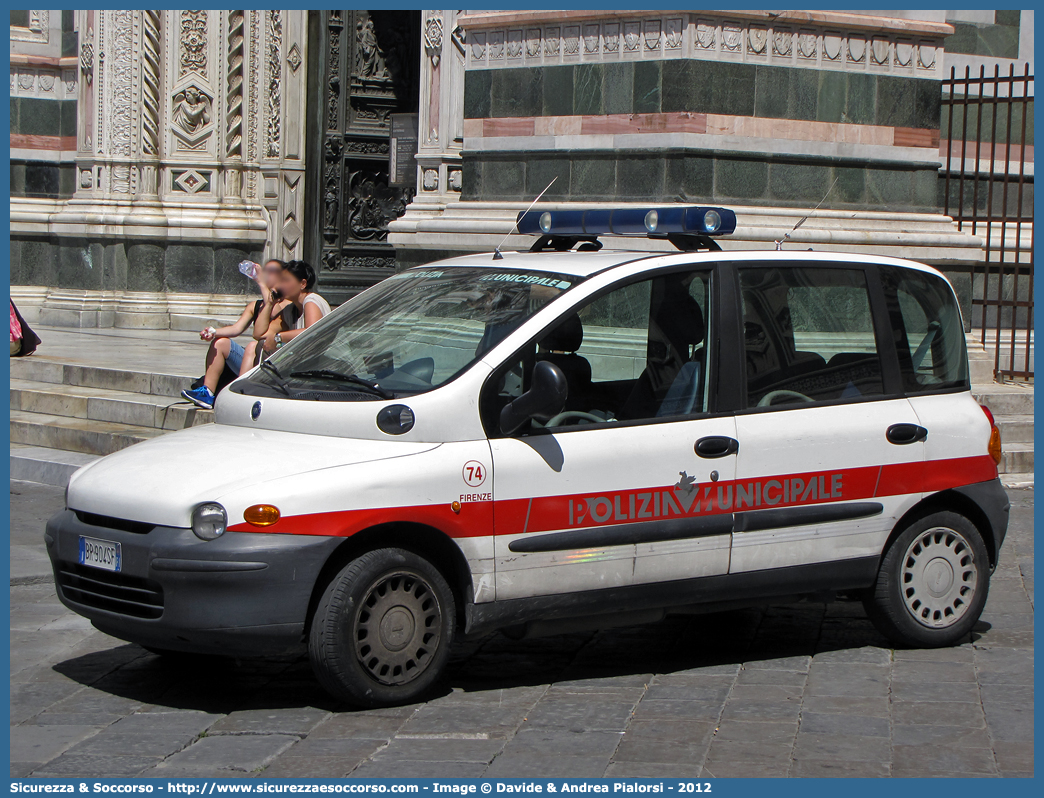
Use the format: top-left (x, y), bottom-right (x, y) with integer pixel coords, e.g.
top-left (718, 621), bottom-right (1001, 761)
top-left (251, 401), bottom-right (262, 421)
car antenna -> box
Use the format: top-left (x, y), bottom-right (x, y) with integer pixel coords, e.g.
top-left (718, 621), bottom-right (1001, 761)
top-left (493, 176), bottom-right (558, 260)
top-left (775, 176), bottom-right (839, 251)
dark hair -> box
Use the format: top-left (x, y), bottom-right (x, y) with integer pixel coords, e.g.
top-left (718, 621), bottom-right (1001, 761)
top-left (282, 260), bottom-right (316, 291)
top-left (263, 258), bottom-right (285, 269)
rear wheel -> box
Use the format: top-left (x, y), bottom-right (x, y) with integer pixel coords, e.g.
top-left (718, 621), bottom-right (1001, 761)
top-left (864, 511), bottom-right (989, 647)
top-left (309, 548), bottom-right (455, 707)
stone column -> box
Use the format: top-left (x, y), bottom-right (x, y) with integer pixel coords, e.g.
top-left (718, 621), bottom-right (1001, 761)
top-left (258, 10), bottom-right (308, 263)
top-left (387, 10), bottom-right (466, 261)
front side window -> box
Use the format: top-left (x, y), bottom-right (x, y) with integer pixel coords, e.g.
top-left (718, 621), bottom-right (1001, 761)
top-left (482, 268), bottom-right (712, 433)
top-left (233, 267), bottom-right (581, 400)
top-left (880, 265), bottom-right (969, 393)
top-left (739, 266), bottom-right (884, 409)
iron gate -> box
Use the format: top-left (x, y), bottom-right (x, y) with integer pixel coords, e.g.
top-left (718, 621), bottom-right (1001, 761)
top-left (942, 64), bottom-right (1034, 381)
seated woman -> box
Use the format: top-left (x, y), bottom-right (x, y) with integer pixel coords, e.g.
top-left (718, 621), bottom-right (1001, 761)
top-left (181, 259), bottom-right (287, 409)
top-left (255, 260), bottom-right (332, 356)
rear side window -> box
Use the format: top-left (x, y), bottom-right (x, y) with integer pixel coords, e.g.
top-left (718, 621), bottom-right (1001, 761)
top-left (880, 265), bottom-right (969, 393)
top-left (739, 266), bottom-right (885, 409)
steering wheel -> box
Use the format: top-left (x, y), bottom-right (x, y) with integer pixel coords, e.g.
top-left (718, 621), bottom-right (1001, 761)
top-left (757, 389), bottom-right (814, 407)
top-left (546, 411), bottom-right (611, 427)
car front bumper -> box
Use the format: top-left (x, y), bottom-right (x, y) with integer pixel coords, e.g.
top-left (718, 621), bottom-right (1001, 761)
top-left (45, 509), bottom-right (342, 657)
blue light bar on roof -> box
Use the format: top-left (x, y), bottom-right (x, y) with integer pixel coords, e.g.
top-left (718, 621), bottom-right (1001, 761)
top-left (516, 206), bottom-right (737, 237)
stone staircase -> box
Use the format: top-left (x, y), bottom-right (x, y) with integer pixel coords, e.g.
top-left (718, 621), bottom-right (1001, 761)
top-left (10, 356), bottom-right (213, 487)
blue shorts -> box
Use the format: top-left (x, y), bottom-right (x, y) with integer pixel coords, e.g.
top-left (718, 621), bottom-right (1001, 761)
top-left (226, 339), bottom-right (246, 374)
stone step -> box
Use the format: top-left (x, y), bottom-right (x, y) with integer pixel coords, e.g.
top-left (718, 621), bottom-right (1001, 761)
top-left (972, 383), bottom-right (1034, 416)
top-left (10, 379), bottom-right (213, 431)
top-left (994, 414), bottom-right (1033, 444)
top-left (10, 444), bottom-right (99, 487)
top-left (10, 410), bottom-right (166, 457)
top-left (169, 313), bottom-right (241, 333)
top-left (1000, 442), bottom-right (1033, 475)
top-left (9, 357), bottom-right (193, 398)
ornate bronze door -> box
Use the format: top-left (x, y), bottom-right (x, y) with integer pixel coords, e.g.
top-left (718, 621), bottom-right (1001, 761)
top-left (305, 10), bottom-right (419, 304)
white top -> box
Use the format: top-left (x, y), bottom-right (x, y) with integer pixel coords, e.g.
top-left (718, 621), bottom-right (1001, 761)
top-left (283, 293), bottom-right (332, 330)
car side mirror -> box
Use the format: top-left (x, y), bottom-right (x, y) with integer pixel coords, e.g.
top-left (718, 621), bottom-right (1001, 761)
top-left (500, 360), bottom-right (568, 435)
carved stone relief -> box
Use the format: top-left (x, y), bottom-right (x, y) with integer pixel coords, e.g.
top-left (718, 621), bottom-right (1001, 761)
top-left (226, 10), bottom-right (245, 159)
top-left (266, 11), bottom-right (282, 158)
top-left (140, 11), bottom-right (161, 157)
top-left (180, 10), bottom-right (207, 77)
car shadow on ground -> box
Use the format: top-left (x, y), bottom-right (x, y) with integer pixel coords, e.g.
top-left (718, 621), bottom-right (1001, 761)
top-left (49, 596), bottom-right (963, 716)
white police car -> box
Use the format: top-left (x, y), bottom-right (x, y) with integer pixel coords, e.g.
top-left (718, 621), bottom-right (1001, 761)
top-left (47, 206), bottom-right (1008, 707)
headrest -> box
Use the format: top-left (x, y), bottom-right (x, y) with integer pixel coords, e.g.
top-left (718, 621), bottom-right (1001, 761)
top-left (655, 291), bottom-right (705, 348)
top-left (540, 312), bottom-right (584, 352)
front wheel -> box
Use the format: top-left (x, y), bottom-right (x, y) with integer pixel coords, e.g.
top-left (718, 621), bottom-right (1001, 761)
top-left (863, 511), bottom-right (990, 648)
top-left (309, 548), bottom-right (456, 707)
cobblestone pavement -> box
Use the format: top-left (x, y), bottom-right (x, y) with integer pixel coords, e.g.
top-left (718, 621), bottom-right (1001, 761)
top-left (10, 484), bottom-right (1033, 779)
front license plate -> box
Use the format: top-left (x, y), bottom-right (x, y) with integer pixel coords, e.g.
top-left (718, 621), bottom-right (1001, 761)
top-left (78, 536), bottom-right (121, 572)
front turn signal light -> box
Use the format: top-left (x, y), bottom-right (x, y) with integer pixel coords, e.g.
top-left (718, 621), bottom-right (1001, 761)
top-left (980, 405), bottom-right (1003, 467)
top-left (244, 504), bottom-right (281, 527)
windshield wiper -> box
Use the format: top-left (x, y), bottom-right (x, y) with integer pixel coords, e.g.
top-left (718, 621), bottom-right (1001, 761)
top-left (289, 369), bottom-right (393, 398)
top-left (259, 359), bottom-right (292, 396)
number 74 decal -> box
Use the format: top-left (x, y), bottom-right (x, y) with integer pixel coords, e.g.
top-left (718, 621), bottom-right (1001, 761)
top-left (462, 460), bottom-right (486, 487)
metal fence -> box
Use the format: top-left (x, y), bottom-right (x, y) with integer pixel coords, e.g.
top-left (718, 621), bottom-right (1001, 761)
top-left (942, 63), bottom-right (1034, 381)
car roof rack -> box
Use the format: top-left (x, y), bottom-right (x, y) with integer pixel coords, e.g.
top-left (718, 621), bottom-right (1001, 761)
top-left (528, 232), bottom-right (721, 253)
top-left (529, 235), bottom-right (603, 253)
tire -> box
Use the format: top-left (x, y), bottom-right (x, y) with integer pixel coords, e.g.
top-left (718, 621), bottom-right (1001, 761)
top-left (863, 511), bottom-right (990, 648)
top-left (308, 548), bottom-right (456, 707)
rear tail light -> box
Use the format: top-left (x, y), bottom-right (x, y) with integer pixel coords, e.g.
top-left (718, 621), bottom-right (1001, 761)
top-left (980, 404), bottom-right (1002, 466)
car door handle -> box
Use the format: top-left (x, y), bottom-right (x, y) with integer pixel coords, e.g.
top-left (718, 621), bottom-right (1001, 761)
top-left (886, 423), bottom-right (928, 445)
top-left (695, 436), bottom-right (739, 458)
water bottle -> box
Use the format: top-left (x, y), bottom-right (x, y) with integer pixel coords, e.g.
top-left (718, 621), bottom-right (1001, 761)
top-left (238, 260), bottom-right (259, 280)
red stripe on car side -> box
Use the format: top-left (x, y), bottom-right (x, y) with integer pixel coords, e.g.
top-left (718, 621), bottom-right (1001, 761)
top-left (227, 454), bottom-right (997, 538)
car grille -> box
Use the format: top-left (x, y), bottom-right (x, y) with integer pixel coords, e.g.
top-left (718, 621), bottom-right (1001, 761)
top-left (57, 562), bottom-right (164, 619)
top-left (75, 511), bottom-right (155, 535)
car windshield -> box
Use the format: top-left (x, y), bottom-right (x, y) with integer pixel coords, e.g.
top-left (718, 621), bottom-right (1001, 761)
top-left (233, 266), bottom-right (581, 400)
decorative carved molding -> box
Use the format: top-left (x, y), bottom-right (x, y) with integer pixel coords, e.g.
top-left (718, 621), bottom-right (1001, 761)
top-left (583, 25), bottom-right (599, 54)
top-left (797, 31), bottom-right (817, 60)
top-left (748, 26), bottom-right (767, 55)
top-left (564, 26), bottom-right (580, 56)
top-left (489, 30), bottom-right (505, 60)
top-left (665, 19), bottom-right (683, 50)
top-left (525, 29), bottom-right (541, 57)
top-left (623, 22), bottom-right (640, 52)
top-left (424, 14), bottom-right (444, 67)
top-left (266, 11), bottom-right (282, 158)
top-left (226, 10), bottom-right (245, 159)
top-left (140, 10), bottom-right (161, 157)
top-left (80, 41), bottom-right (94, 84)
top-left (109, 10), bottom-right (134, 165)
top-left (179, 10), bottom-right (207, 77)
top-left (503, 29), bottom-right (520, 59)
top-left (721, 24), bottom-right (741, 52)
top-left (287, 43), bottom-right (302, 73)
top-left (327, 11), bottom-right (342, 131)
top-left (460, 14), bottom-right (944, 79)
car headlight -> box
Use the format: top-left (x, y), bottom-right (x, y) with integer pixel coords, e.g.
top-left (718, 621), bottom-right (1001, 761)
top-left (192, 502), bottom-right (227, 541)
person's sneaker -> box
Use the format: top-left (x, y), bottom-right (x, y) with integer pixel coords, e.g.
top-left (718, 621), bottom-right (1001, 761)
top-left (181, 385), bottom-right (216, 410)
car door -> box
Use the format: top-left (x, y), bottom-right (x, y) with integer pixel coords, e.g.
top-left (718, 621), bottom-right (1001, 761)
top-left (730, 260), bottom-right (925, 575)
top-left (485, 266), bottom-right (738, 601)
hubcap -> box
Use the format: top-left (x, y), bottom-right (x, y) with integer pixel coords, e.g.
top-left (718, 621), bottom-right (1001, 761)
top-left (353, 570), bottom-right (442, 686)
top-left (901, 526), bottom-right (978, 629)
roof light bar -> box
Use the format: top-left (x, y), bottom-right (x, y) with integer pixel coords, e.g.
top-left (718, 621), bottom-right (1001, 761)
top-left (517, 206), bottom-right (737, 238)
